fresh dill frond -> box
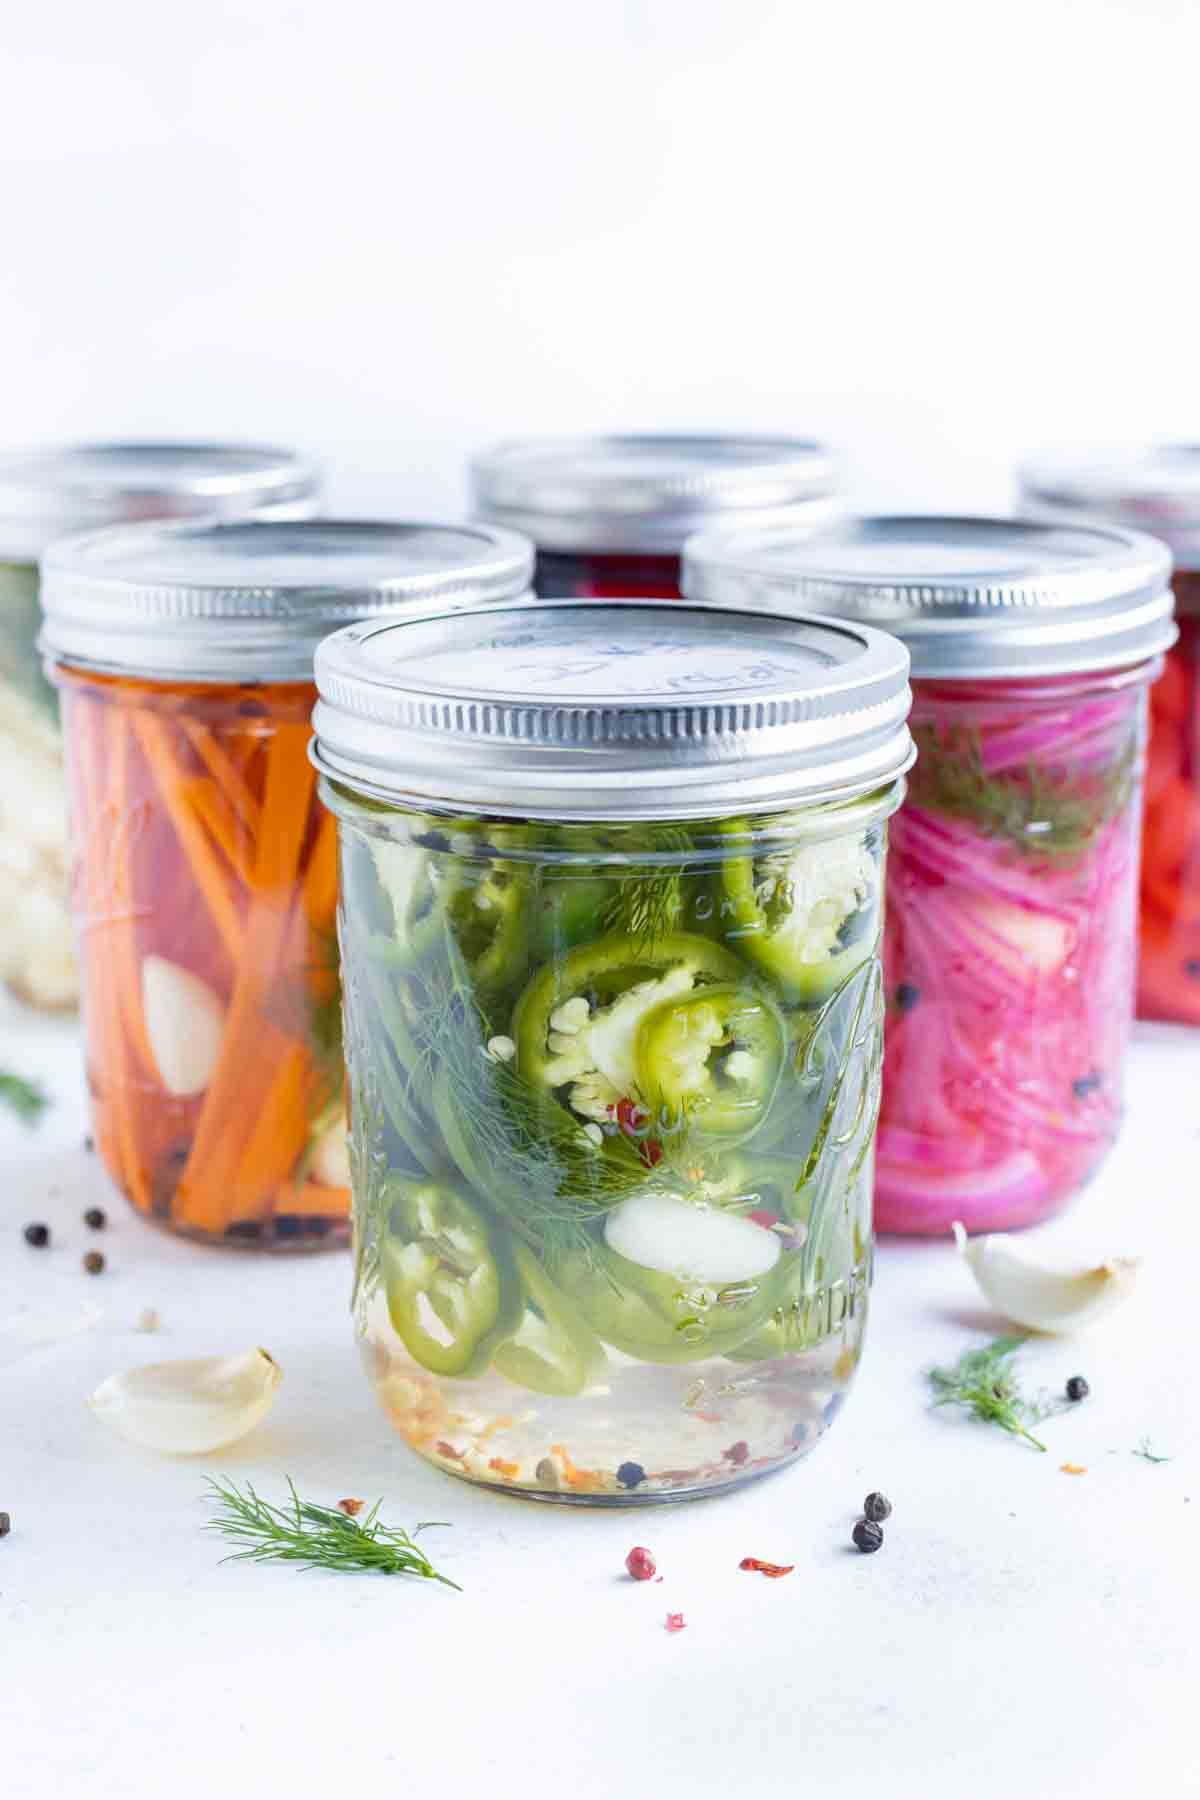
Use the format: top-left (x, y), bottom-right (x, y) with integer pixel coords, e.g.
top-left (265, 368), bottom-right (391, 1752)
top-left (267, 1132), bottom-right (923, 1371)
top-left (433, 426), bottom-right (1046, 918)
top-left (910, 725), bottom-right (1135, 861)
top-left (601, 829), bottom-right (694, 952)
top-left (1133, 1437), bottom-right (1170, 1464)
top-left (204, 1477), bottom-right (459, 1586)
top-left (928, 1335), bottom-right (1052, 1451)
top-left (0, 1070), bottom-right (48, 1126)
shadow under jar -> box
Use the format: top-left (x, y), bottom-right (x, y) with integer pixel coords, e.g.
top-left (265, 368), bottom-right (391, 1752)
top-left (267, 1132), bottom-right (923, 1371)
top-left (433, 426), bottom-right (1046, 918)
top-left (0, 442), bottom-right (320, 1013)
top-left (1019, 446), bottom-right (1200, 1026)
top-left (39, 518), bottom-right (533, 1249)
top-left (313, 600), bottom-right (914, 1501)
top-left (470, 434), bottom-right (837, 598)
top-left (684, 516), bottom-right (1176, 1236)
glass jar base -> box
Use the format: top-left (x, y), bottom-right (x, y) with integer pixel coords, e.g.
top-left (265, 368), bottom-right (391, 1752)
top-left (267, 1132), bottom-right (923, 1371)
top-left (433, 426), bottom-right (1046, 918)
top-left (363, 1304), bottom-right (862, 1505)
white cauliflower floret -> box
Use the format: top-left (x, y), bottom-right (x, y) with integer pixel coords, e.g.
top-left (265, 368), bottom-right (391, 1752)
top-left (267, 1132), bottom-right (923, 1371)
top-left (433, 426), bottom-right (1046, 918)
top-left (541, 966), bottom-right (695, 1122)
top-left (755, 837), bottom-right (874, 966)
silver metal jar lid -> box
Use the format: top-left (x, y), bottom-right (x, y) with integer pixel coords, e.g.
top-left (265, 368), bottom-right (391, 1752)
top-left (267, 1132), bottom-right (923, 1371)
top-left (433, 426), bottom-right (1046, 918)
top-left (0, 442), bottom-right (320, 563)
top-left (312, 599), bottom-right (914, 821)
top-left (682, 515), bottom-right (1176, 680)
top-left (470, 435), bottom-right (837, 554)
top-left (40, 519), bottom-right (535, 684)
top-left (1019, 445), bottom-right (1200, 585)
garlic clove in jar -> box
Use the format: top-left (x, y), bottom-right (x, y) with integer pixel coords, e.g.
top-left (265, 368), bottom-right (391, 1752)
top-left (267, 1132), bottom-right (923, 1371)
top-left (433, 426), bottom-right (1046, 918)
top-left (88, 1347), bottom-right (282, 1454)
top-left (141, 956), bottom-right (225, 1097)
top-left (310, 1112), bottom-right (352, 1188)
top-left (953, 1221), bottom-right (1140, 1333)
top-left (605, 1190), bottom-right (781, 1283)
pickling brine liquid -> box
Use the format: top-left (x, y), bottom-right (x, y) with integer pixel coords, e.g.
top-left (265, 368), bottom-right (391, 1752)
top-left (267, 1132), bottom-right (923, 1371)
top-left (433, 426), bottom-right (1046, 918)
top-left (335, 794), bottom-right (895, 1501)
top-left (363, 1255), bottom-right (869, 1503)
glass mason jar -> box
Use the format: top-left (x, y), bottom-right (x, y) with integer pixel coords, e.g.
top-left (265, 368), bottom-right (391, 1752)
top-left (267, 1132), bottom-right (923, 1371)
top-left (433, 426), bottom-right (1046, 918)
top-left (39, 519), bottom-right (533, 1248)
top-left (1019, 447), bottom-right (1200, 1026)
top-left (313, 600), bottom-right (914, 1501)
top-left (684, 516), bottom-right (1175, 1235)
top-left (470, 435), bottom-right (837, 598)
top-left (0, 443), bottom-right (320, 1012)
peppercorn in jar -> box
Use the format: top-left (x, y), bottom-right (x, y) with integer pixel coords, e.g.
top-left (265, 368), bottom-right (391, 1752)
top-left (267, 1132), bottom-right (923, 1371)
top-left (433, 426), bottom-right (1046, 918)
top-left (313, 600), bottom-right (913, 1498)
top-left (470, 435), bottom-right (837, 598)
top-left (0, 443), bottom-right (319, 1012)
top-left (685, 517), bottom-right (1175, 1236)
top-left (39, 519), bottom-right (533, 1249)
top-left (1019, 447), bottom-right (1200, 1026)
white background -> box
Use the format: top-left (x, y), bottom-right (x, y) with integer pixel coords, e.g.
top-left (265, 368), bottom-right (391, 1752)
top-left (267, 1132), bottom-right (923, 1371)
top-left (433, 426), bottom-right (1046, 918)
top-left (2, 0), bottom-right (1199, 518)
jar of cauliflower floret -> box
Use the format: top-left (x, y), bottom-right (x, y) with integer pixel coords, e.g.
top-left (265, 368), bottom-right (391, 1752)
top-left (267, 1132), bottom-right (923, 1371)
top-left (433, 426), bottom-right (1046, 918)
top-left (0, 442), bottom-right (319, 1011)
top-left (314, 600), bottom-right (914, 1501)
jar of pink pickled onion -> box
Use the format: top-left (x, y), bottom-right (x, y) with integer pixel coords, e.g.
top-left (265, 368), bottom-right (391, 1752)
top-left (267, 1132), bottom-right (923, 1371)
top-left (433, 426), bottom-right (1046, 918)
top-left (683, 516), bottom-right (1176, 1234)
top-left (471, 436), bottom-right (837, 598)
top-left (1019, 447), bottom-right (1200, 1028)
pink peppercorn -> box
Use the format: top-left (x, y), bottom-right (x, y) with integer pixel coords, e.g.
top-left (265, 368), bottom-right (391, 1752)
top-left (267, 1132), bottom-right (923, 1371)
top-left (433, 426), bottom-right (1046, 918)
top-left (665, 1612), bottom-right (686, 1633)
top-left (625, 1545), bottom-right (656, 1581)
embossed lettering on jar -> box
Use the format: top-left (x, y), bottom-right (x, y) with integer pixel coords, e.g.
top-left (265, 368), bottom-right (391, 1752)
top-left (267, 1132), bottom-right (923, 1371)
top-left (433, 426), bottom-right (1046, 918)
top-left (39, 519), bottom-right (533, 1248)
top-left (313, 600), bottom-right (913, 1500)
top-left (684, 516), bottom-right (1176, 1235)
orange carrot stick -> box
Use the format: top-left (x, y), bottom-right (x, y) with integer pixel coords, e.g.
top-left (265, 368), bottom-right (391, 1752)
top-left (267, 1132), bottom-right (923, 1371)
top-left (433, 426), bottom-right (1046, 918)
top-left (131, 713), bottom-right (246, 964)
top-left (174, 725), bottom-right (320, 1232)
top-left (302, 811), bottom-right (339, 926)
top-left (181, 722), bottom-right (262, 840)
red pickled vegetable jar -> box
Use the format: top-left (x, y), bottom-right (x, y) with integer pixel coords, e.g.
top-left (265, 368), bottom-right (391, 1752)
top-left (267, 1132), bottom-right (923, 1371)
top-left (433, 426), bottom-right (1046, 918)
top-left (38, 520), bottom-right (533, 1249)
top-left (1019, 447), bottom-right (1200, 1026)
top-left (471, 435), bottom-right (837, 598)
top-left (684, 516), bottom-right (1176, 1234)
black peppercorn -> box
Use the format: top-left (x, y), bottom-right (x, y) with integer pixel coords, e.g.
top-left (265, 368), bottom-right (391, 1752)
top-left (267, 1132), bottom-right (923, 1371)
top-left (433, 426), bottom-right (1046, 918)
top-left (83, 1206), bottom-right (106, 1230)
top-left (616, 1461), bottom-right (646, 1489)
top-left (1186, 959), bottom-right (1200, 981)
top-left (23, 1223), bottom-right (49, 1248)
top-left (83, 1134), bottom-right (95, 1153)
top-left (83, 1250), bottom-right (105, 1275)
top-left (1072, 1071), bottom-right (1102, 1100)
top-left (1066, 1375), bottom-right (1090, 1403)
top-left (0, 1511), bottom-right (10, 1537)
top-left (852, 1517), bottom-right (884, 1554)
top-left (863, 1491), bottom-right (892, 1523)
top-left (895, 982), bottom-right (921, 1014)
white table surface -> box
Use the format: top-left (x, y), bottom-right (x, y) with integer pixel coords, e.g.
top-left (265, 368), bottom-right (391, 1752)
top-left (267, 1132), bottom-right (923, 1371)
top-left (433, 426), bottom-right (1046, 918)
top-left (3, 996), bottom-right (1197, 1800)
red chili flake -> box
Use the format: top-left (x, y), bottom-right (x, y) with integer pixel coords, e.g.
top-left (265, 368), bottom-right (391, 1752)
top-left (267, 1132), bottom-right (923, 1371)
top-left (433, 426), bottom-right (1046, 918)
top-left (665, 1612), bottom-right (687, 1633)
top-left (724, 1440), bottom-right (750, 1466)
top-left (740, 1557), bottom-right (795, 1578)
top-left (336, 1497), bottom-right (365, 1517)
top-left (615, 1097), bottom-right (646, 1135)
top-left (435, 1441), bottom-right (466, 1461)
top-left (640, 1138), bottom-right (663, 1168)
top-left (747, 1209), bottom-right (778, 1228)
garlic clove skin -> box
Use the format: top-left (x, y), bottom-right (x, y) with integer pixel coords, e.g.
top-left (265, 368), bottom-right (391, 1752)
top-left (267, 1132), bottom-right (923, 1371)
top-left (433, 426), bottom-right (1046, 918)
top-left (953, 1221), bottom-right (1141, 1333)
top-left (88, 1347), bottom-right (282, 1454)
top-left (141, 956), bottom-right (225, 1097)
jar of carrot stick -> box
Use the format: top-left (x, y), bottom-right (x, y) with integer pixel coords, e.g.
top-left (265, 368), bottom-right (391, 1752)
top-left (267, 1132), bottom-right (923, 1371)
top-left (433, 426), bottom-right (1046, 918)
top-left (0, 443), bottom-right (319, 1013)
top-left (39, 519), bottom-right (534, 1249)
top-left (471, 436), bottom-right (838, 598)
top-left (1019, 447), bottom-right (1200, 1026)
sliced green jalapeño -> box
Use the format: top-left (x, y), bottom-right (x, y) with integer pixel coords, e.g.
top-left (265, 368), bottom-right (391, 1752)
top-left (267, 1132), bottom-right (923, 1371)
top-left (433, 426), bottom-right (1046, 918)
top-left (381, 1176), bottom-right (521, 1378)
top-left (634, 983), bottom-right (785, 1143)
